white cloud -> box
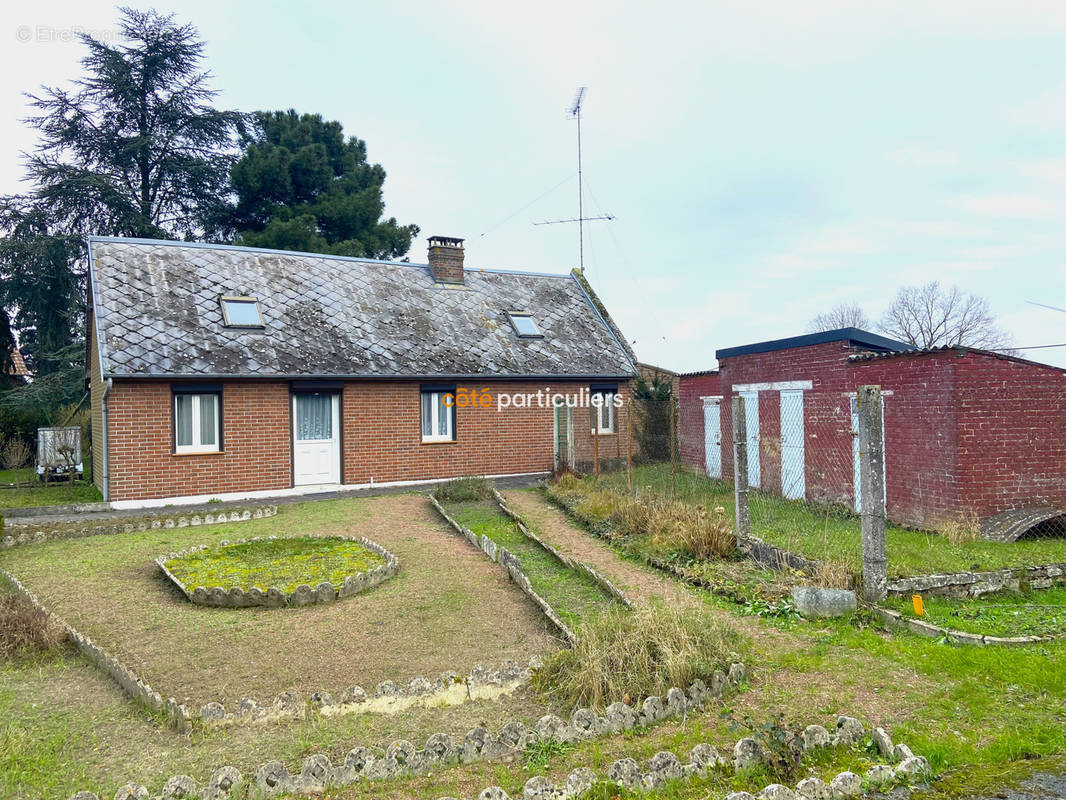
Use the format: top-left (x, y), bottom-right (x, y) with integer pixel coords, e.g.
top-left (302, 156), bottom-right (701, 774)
top-left (957, 194), bottom-right (1058, 217)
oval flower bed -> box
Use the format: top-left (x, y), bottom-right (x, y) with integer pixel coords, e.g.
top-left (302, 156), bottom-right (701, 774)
top-left (157, 536), bottom-right (399, 608)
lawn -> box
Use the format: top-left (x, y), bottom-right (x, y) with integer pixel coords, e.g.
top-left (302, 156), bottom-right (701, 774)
top-left (0, 480), bottom-right (102, 510)
top-left (0, 494), bottom-right (558, 709)
top-left (3, 482), bottom-right (1066, 800)
top-left (440, 499), bottom-right (622, 630)
top-left (596, 465), bottom-right (1066, 578)
top-left (163, 536), bottom-right (387, 594)
top-left (884, 586), bottom-right (1066, 638)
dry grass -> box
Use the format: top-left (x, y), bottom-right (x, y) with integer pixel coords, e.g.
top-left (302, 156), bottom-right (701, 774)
top-left (558, 474), bottom-right (736, 560)
top-left (0, 495), bottom-right (559, 706)
top-left (812, 560), bottom-right (858, 590)
top-left (0, 593), bottom-right (67, 662)
top-left (534, 602), bottom-right (746, 709)
top-left (938, 516), bottom-right (981, 545)
top-left (432, 477), bottom-right (492, 504)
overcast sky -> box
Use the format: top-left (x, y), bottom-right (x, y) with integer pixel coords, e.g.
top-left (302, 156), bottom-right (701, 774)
top-left (2, 1), bottom-right (1065, 370)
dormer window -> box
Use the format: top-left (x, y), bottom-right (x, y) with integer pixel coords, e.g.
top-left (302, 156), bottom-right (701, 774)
top-left (220, 296), bottom-right (264, 328)
top-left (506, 311), bottom-right (542, 338)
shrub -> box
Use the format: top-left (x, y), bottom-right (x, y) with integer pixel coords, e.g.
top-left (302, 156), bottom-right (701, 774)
top-left (534, 602), bottom-right (746, 709)
top-left (1, 436), bottom-right (32, 471)
top-left (0, 594), bottom-right (67, 662)
top-left (433, 476), bottom-right (492, 503)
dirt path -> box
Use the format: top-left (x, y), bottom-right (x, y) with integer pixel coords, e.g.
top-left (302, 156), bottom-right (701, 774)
top-left (501, 489), bottom-right (699, 608)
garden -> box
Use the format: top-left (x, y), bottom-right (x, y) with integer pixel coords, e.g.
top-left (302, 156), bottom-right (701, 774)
top-left (0, 476), bottom-right (1062, 800)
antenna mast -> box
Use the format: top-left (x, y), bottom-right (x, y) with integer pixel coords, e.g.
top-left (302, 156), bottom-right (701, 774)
top-left (535, 86), bottom-right (613, 272)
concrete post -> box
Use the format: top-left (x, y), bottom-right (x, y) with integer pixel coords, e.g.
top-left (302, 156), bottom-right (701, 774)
top-left (858, 385), bottom-right (887, 602)
top-left (732, 395), bottom-right (750, 546)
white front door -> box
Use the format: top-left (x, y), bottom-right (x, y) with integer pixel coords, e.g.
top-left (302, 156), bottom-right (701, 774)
top-left (780, 390), bottom-right (805, 500)
top-left (741, 391), bottom-right (760, 488)
top-left (293, 393), bottom-right (341, 486)
top-left (703, 399), bottom-right (722, 479)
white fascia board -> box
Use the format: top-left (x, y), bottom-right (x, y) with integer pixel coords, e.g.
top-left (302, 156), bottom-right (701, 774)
top-left (732, 381), bottom-right (813, 392)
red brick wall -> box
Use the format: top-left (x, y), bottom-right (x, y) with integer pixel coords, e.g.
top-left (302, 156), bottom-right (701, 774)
top-left (952, 353), bottom-right (1066, 518)
top-left (679, 372), bottom-right (721, 472)
top-left (849, 353), bottom-right (962, 526)
top-left (103, 378), bottom-right (630, 501)
top-left (107, 381), bottom-right (293, 502)
top-left (679, 342), bottom-right (963, 526)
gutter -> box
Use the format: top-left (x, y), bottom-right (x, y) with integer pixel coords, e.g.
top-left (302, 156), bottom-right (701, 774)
top-left (101, 377), bottom-right (112, 502)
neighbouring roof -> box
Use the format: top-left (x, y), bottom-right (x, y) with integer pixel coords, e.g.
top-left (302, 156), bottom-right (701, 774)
top-left (7, 347), bottom-right (29, 378)
top-left (88, 237), bottom-right (637, 380)
top-left (849, 344), bottom-right (1066, 373)
top-left (715, 327), bottom-right (913, 360)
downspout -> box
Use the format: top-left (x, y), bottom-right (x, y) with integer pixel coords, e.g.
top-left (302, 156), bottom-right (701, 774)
top-left (101, 377), bottom-right (112, 503)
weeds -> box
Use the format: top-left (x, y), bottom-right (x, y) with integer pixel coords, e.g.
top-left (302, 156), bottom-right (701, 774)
top-left (433, 477), bottom-right (492, 503)
top-left (0, 594), bottom-right (67, 662)
top-left (725, 712), bottom-right (805, 784)
top-left (534, 602), bottom-right (746, 709)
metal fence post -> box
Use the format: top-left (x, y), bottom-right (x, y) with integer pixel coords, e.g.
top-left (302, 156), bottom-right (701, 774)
top-left (731, 395), bottom-right (750, 546)
top-left (858, 385), bottom-right (887, 602)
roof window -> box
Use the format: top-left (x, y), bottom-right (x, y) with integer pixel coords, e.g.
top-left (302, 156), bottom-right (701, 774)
top-left (506, 311), bottom-right (542, 338)
top-left (220, 296), bottom-right (264, 328)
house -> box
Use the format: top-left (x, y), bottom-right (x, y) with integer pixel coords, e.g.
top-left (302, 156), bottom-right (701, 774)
top-left (4, 345), bottom-right (30, 387)
top-left (679, 328), bottom-right (1066, 538)
top-left (87, 236), bottom-right (637, 505)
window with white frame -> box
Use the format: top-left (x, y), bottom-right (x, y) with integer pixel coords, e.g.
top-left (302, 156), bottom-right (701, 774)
top-left (421, 386), bottom-right (455, 442)
top-left (174, 392), bottom-right (221, 453)
top-left (590, 385), bottom-right (617, 434)
top-left (220, 296), bottom-right (264, 327)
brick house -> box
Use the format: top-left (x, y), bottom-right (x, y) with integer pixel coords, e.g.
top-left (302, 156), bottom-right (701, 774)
top-left (679, 328), bottom-right (1066, 537)
top-left (88, 236), bottom-right (636, 506)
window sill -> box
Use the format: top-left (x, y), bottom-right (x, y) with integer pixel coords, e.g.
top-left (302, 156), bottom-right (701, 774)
top-left (173, 449), bottom-right (225, 457)
top-left (591, 430), bottom-right (616, 436)
top-left (421, 439), bottom-right (457, 445)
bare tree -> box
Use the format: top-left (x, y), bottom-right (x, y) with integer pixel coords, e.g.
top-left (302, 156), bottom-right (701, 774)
top-left (806, 303), bottom-right (871, 333)
top-left (878, 282), bottom-right (1014, 352)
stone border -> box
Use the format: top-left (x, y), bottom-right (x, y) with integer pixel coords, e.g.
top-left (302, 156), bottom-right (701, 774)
top-left (68, 665), bottom-right (750, 800)
top-left (428, 493), bottom-right (584, 643)
top-left (872, 606), bottom-right (1064, 646)
top-left (0, 567), bottom-right (193, 732)
top-left (67, 712), bottom-right (929, 800)
top-left (195, 657), bottom-right (540, 728)
top-left (887, 563), bottom-right (1066, 598)
top-left (491, 488), bottom-right (635, 609)
top-left (1, 504), bottom-right (278, 550)
top-left (155, 535), bottom-right (399, 608)
top-left (434, 717), bottom-right (931, 800)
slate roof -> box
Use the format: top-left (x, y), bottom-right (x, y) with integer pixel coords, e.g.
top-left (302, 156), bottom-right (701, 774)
top-left (88, 237), bottom-right (637, 380)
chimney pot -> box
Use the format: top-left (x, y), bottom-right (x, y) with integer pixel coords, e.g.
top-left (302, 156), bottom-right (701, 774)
top-left (427, 236), bottom-right (465, 284)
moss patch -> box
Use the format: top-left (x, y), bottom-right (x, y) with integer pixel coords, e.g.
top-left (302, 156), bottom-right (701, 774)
top-left (163, 536), bottom-right (386, 594)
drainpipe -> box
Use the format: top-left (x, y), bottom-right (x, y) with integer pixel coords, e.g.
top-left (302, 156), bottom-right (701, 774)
top-left (101, 377), bottom-right (112, 503)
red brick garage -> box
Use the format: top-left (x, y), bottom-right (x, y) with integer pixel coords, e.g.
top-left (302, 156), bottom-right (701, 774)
top-left (679, 328), bottom-right (1066, 536)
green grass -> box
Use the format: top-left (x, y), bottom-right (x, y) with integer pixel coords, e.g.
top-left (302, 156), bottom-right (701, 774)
top-left (595, 465), bottom-right (1066, 578)
top-left (163, 536), bottom-right (387, 594)
top-left (0, 481), bottom-right (102, 510)
top-left (0, 469), bottom-right (35, 484)
top-left (442, 500), bottom-right (621, 629)
top-left (884, 586), bottom-right (1066, 637)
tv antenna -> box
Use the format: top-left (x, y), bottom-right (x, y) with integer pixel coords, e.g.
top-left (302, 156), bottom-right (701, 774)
top-left (535, 86), bottom-right (614, 272)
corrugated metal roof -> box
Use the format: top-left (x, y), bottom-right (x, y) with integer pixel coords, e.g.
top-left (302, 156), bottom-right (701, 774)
top-left (88, 237), bottom-right (637, 380)
top-left (848, 344), bottom-right (1065, 372)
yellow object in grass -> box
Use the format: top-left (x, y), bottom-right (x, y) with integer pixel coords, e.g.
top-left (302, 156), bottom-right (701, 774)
top-left (912, 594), bottom-right (924, 617)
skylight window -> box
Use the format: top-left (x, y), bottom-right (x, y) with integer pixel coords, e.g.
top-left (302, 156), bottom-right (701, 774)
top-left (220, 296), bottom-right (264, 328)
top-left (507, 311), bottom-right (542, 338)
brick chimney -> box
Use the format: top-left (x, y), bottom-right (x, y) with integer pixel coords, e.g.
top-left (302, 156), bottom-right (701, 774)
top-left (427, 236), bottom-right (465, 284)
